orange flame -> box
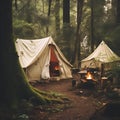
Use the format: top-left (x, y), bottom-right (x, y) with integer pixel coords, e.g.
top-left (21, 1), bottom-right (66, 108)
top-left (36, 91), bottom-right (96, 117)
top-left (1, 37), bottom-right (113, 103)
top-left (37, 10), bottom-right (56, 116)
top-left (86, 72), bottom-right (93, 80)
top-left (55, 66), bottom-right (59, 70)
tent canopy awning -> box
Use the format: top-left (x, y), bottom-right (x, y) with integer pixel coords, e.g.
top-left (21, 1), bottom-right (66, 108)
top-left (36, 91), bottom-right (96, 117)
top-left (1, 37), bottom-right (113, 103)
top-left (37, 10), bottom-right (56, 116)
top-left (81, 41), bottom-right (120, 68)
top-left (15, 36), bottom-right (72, 68)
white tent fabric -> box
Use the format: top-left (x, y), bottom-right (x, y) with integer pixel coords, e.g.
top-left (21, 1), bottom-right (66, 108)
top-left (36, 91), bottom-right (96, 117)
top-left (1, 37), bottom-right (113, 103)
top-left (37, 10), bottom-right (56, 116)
top-left (81, 41), bottom-right (120, 68)
top-left (15, 36), bottom-right (73, 81)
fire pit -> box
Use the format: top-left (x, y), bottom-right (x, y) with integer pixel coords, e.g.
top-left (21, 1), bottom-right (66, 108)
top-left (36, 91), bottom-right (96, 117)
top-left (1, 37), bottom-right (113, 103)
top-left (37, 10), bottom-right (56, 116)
top-left (86, 72), bottom-right (93, 80)
top-left (79, 70), bottom-right (97, 89)
top-left (86, 72), bottom-right (97, 82)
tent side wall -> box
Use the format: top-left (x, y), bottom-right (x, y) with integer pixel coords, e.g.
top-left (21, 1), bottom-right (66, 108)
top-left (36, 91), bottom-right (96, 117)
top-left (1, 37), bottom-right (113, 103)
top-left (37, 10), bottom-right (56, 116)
top-left (81, 60), bottom-right (101, 69)
top-left (25, 44), bottom-right (50, 81)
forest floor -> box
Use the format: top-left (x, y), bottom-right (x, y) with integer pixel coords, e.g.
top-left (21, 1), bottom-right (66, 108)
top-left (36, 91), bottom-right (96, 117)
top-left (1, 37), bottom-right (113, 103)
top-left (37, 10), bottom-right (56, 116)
top-left (29, 79), bottom-right (110, 120)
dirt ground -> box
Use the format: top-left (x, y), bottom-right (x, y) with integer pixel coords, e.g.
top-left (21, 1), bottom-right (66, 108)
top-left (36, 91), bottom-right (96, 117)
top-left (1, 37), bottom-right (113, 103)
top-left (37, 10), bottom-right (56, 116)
top-left (29, 79), bottom-right (108, 120)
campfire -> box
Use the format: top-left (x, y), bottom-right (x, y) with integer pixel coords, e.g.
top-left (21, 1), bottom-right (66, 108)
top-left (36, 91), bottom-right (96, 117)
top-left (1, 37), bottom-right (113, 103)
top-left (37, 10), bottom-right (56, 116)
top-left (55, 65), bottom-right (59, 70)
top-left (86, 72), bottom-right (93, 80)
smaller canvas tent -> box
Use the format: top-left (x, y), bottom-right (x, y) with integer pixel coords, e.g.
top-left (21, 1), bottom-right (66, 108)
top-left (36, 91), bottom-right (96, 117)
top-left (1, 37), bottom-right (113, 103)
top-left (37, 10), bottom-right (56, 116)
top-left (15, 36), bottom-right (73, 81)
top-left (81, 41), bottom-right (120, 69)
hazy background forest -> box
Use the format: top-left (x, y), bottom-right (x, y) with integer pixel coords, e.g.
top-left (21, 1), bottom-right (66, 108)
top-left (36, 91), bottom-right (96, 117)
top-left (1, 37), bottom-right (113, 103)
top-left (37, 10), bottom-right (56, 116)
top-left (12, 0), bottom-right (120, 65)
top-left (0, 1), bottom-right (120, 119)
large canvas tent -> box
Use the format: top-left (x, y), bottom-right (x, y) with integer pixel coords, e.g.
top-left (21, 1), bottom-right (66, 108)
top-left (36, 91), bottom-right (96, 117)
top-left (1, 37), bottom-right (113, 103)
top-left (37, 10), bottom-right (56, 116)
top-left (81, 41), bottom-right (120, 69)
top-left (15, 36), bottom-right (73, 81)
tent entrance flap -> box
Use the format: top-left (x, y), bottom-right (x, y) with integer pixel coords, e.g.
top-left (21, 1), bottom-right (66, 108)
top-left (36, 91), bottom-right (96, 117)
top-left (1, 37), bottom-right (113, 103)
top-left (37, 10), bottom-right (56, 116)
top-left (49, 45), bottom-right (60, 77)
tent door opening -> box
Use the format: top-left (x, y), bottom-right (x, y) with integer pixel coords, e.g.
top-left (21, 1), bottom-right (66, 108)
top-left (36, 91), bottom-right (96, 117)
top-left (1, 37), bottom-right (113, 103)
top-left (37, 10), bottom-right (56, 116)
top-left (49, 45), bottom-right (60, 77)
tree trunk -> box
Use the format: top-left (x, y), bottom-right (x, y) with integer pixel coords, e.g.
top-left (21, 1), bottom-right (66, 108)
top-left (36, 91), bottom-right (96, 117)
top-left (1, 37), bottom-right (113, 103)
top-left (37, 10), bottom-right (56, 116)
top-left (73, 0), bottom-right (84, 68)
top-left (116, 0), bottom-right (120, 24)
top-left (90, 0), bottom-right (95, 52)
top-left (63, 0), bottom-right (71, 60)
top-left (0, 0), bottom-right (46, 108)
top-left (63, 0), bottom-right (70, 23)
top-left (26, 0), bottom-right (32, 23)
top-left (14, 0), bottom-right (18, 10)
top-left (46, 0), bottom-right (52, 35)
top-left (55, 0), bottom-right (60, 37)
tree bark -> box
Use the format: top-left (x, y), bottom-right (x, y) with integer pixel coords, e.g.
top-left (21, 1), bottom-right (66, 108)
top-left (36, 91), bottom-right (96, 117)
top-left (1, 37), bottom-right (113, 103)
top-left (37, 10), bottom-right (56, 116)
top-left (63, 0), bottom-right (70, 60)
top-left (0, 0), bottom-right (46, 108)
top-left (63, 0), bottom-right (70, 23)
top-left (55, 0), bottom-right (60, 37)
top-left (90, 0), bottom-right (95, 52)
top-left (116, 0), bottom-right (120, 24)
top-left (73, 0), bottom-right (84, 68)
top-left (46, 0), bottom-right (52, 35)
top-left (14, 0), bottom-right (18, 10)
